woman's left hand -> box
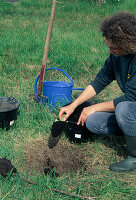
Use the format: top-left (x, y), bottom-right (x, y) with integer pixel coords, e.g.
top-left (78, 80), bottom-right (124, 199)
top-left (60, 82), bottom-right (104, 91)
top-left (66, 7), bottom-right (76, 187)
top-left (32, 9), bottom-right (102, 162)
top-left (77, 105), bottom-right (96, 126)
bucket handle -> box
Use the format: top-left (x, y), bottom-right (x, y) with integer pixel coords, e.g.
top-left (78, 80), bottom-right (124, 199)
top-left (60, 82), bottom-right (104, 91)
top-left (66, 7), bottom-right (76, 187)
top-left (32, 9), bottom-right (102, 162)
top-left (46, 67), bottom-right (74, 86)
top-left (35, 67), bottom-right (74, 95)
top-left (34, 67), bottom-right (84, 95)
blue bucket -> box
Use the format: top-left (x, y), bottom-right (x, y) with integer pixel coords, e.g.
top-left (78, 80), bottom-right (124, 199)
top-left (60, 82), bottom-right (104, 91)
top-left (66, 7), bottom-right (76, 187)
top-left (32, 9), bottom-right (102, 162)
top-left (34, 67), bottom-right (84, 109)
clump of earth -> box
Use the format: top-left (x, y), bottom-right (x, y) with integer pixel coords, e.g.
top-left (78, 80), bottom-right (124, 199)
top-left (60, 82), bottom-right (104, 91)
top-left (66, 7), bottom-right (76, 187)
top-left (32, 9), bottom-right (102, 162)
top-left (24, 137), bottom-right (90, 176)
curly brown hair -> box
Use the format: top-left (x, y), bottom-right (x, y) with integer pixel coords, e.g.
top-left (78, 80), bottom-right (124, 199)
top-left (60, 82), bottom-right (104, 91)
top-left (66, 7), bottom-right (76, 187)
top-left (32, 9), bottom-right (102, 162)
top-left (100, 12), bottom-right (136, 54)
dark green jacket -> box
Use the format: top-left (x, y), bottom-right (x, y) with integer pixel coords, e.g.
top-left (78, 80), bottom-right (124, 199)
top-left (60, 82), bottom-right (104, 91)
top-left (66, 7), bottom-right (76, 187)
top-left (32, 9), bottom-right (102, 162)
top-left (90, 54), bottom-right (136, 107)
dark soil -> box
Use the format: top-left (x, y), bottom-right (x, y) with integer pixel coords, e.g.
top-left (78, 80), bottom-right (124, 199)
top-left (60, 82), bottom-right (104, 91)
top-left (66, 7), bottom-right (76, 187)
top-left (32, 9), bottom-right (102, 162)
top-left (0, 97), bottom-right (20, 112)
top-left (24, 138), bottom-right (89, 176)
top-left (0, 158), bottom-right (17, 178)
top-left (23, 102), bottom-right (94, 176)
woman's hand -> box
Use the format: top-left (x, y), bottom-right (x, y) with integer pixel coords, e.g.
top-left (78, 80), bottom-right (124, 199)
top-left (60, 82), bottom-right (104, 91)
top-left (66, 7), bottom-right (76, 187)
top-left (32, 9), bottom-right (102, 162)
top-left (59, 104), bottom-right (76, 121)
top-left (77, 105), bottom-right (96, 126)
top-left (59, 85), bottom-right (97, 122)
top-left (77, 100), bottom-right (115, 126)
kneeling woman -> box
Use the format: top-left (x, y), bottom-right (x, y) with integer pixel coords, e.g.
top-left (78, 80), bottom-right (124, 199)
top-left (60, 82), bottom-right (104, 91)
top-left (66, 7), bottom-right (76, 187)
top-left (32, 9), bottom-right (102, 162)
top-left (59, 12), bottom-right (136, 172)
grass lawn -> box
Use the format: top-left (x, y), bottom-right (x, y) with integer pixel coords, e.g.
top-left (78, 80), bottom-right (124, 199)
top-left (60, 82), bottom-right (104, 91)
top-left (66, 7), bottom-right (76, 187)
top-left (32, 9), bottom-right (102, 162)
top-left (0, 0), bottom-right (136, 199)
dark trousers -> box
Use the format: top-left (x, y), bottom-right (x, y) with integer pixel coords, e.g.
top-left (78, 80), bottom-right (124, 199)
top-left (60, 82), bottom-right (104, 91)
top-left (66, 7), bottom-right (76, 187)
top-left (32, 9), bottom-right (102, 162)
top-left (86, 101), bottom-right (136, 136)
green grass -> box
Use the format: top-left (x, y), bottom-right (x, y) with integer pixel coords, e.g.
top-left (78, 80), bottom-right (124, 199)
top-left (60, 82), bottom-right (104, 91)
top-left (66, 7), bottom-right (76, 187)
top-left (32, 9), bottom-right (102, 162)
top-left (0, 0), bottom-right (136, 199)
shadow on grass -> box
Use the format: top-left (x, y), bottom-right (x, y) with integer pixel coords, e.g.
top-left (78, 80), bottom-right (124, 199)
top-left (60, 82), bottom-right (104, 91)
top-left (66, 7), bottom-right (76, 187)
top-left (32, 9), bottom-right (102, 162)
top-left (93, 134), bottom-right (127, 158)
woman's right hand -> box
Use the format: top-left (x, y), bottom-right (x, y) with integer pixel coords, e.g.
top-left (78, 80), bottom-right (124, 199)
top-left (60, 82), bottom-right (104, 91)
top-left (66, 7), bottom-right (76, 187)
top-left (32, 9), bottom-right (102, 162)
top-left (59, 103), bottom-right (76, 121)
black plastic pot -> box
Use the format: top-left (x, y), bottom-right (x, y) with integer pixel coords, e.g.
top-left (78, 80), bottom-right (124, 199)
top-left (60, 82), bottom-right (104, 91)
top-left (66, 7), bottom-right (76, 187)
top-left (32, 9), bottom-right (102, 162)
top-left (0, 97), bottom-right (20, 129)
top-left (64, 102), bottom-right (92, 143)
top-left (65, 121), bottom-right (89, 143)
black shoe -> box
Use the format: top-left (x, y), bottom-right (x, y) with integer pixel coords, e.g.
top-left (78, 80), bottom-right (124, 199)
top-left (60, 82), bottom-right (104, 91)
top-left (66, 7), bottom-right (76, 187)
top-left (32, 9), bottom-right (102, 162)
top-left (109, 135), bottom-right (136, 172)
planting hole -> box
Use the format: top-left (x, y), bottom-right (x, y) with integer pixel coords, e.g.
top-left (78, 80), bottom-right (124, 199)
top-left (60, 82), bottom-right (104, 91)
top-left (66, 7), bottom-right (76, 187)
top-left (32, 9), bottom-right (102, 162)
top-left (24, 138), bottom-right (88, 176)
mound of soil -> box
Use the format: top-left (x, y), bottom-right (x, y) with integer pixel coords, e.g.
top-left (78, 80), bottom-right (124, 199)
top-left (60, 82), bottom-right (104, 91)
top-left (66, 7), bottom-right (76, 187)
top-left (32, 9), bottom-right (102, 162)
top-left (24, 138), bottom-right (88, 176)
top-left (0, 158), bottom-right (17, 178)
